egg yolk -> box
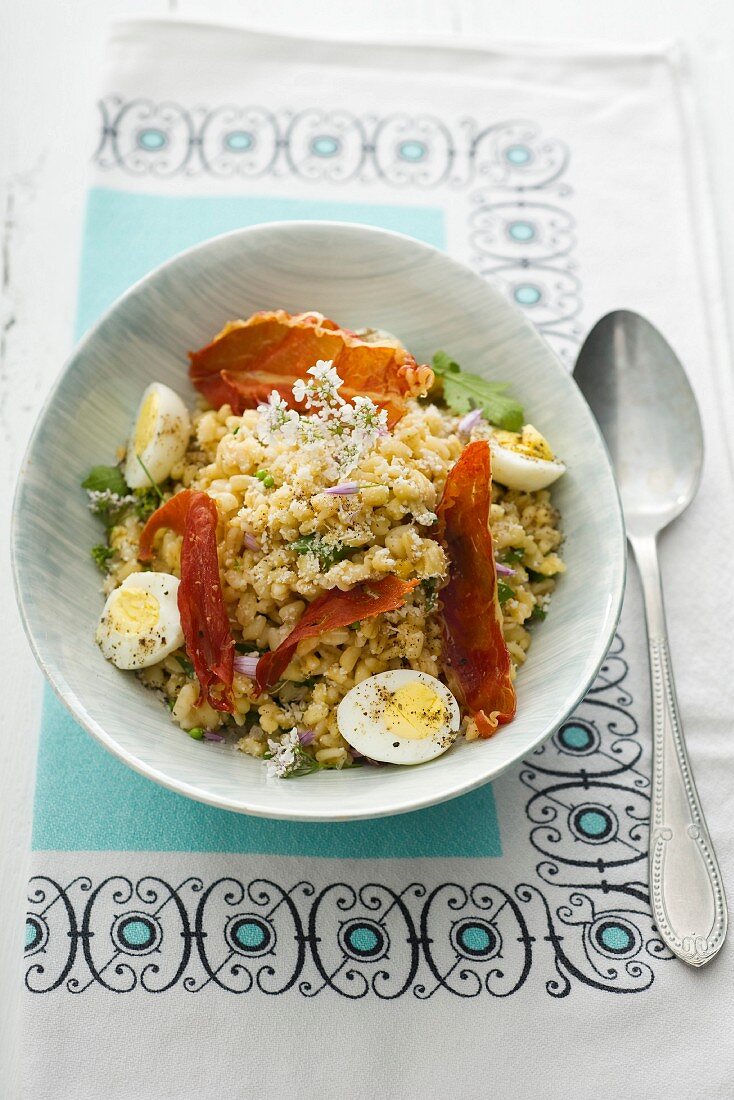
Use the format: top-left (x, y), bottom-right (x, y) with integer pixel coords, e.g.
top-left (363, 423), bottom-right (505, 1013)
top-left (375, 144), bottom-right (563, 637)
top-left (109, 588), bottom-right (160, 634)
top-left (493, 424), bottom-right (554, 461)
top-left (383, 682), bottom-right (448, 741)
top-left (134, 390), bottom-right (159, 456)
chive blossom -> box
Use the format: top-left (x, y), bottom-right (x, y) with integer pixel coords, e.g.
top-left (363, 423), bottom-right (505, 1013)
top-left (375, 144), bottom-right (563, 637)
top-left (322, 481), bottom-right (359, 496)
top-left (233, 654), bottom-right (260, 678)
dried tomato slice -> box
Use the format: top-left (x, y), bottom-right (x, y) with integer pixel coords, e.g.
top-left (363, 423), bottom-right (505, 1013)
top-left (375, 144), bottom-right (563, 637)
top-left (436, 441), bottom-right (516, 736)
top-left (138, 491), bottom-right (192, 557)
top-left (255, 576), bottom-right (419, 693)
top-left (139, 489), bottom-right (235, 712)
top-left (189, 310), bottom-right (433, 428)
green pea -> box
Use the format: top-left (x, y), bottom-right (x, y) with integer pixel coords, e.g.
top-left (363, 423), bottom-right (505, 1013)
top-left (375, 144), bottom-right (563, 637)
top-left (262, 474), bottom-right (275, 488)
top-left (187, 727), bottom-right (205, 741)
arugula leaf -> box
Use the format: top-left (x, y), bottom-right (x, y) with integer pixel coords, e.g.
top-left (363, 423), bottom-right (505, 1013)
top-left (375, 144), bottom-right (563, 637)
top-left (90, 544), bottom-right (114, 572)
top-left (235, 642), bottom-right (269, 655)
top-left (432, 350), bottom-right (462, 377)
top-left (432, 351), bottom-right (524, 431)
top-left (82, 465), bottom-right (129, 496)
top-left (529, 604), bottom-right (547, 622)
top-left (290, 533), bottom-right (353, 571)
top-left (497, 580), bottom-right (514, 605)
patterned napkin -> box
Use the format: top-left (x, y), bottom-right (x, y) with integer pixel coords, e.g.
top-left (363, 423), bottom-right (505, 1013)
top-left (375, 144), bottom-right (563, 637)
top-left (22, 22), bottom-right (734, 1099)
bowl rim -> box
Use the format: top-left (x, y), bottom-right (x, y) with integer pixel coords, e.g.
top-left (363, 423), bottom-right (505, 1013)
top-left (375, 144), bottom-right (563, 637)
top-left (12, 219), bottom-right (627, 821)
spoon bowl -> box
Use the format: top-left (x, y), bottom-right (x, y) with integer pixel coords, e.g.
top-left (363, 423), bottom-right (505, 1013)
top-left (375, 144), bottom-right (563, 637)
top-left (575, 310), bottom-right (704, 536)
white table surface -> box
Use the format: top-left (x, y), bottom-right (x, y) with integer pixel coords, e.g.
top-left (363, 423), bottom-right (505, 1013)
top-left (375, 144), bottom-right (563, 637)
top-left (2, 1), bottom-right (733, 1093)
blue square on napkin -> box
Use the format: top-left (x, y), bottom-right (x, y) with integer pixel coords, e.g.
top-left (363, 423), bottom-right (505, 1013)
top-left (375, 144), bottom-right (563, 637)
top-left (34, 691), bottom-right (501, 858)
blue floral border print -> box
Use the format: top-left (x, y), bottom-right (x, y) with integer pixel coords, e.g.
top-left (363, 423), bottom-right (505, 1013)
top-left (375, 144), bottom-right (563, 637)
top-left (26, 637), bottom-right (672, 998)
top-left (25, 100), bottom-right (669, 998)
top-left (93, 98), bottom-right (582, 367)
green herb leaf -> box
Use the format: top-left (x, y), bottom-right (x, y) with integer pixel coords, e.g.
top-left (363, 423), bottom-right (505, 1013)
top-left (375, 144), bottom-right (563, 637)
top-left (288, 757), bottom-right (324, 778)
top-left (432, 351), bottom-right (524, 431)
top-left (133, 487), bottom-right (161, 522)
top-left (421, 577), bottom-right (439, 612)
top-left (290, 533), bottom-right (353, 571)
top-left (82, 464), bottom-right (161, 530)
top-left (82, 465), bottom-right (129, 495)
top-left (290, 533), bottom-right (318, 554)
top-left (90, 544), bottom-right (114, 572)
top-left (135, 454), bottom-right (164, 503)
top-left (502, 547), bottom-right (526, 565)
top-left (432, 350), bottom-right (462, 377)
top-left (497, 580), bottom-right (514, 605)
top-left (175, 654), bottom-right (195, 677)
top-left (87, 494), bottom-right (135, 531)
top-left (529, 604), bottom-right (547, 622)
top-left (235, 642), bottom-right (269, 655)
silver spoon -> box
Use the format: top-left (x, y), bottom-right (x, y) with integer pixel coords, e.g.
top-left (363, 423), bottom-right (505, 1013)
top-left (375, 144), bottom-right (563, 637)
top-left (575, 310), bottom-right (727, 967)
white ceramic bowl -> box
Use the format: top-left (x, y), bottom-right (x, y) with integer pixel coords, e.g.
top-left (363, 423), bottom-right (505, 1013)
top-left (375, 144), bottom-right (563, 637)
top-left (12, 221), bottom-right (625, 821)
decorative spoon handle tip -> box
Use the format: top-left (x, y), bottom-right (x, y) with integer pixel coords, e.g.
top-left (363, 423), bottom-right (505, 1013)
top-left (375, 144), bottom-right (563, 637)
top-left (631, 533), bottom-right (727, 967)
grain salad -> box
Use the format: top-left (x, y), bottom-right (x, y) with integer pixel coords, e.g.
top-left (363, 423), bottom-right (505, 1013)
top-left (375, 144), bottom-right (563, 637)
top-left (86, 310), bottom-right (565, 778)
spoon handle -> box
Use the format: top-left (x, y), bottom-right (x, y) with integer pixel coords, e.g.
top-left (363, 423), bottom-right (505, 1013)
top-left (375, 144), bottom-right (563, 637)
top-left (630, 533), bottom-right (727, 966)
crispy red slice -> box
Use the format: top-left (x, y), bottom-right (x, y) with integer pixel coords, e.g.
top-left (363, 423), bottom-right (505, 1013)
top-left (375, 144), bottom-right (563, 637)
top-left (189, 310), bottom-right (433, 428)
top-left (139, 489), bottom-right (235, 713)
top-left (255, 576), bottom-right (419, 693)
top-left (436, 440), bottom-right (516, 736)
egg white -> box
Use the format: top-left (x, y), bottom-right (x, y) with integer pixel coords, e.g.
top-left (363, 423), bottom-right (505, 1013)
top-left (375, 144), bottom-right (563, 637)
top-left (490, 429), bottom-right (567, 495)
top-left (124, 382), bottom-right (191, 489)
top-left (96, 572), bottom-right (184, 670)
top-left (337, 670), bottom-right (460, 766)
